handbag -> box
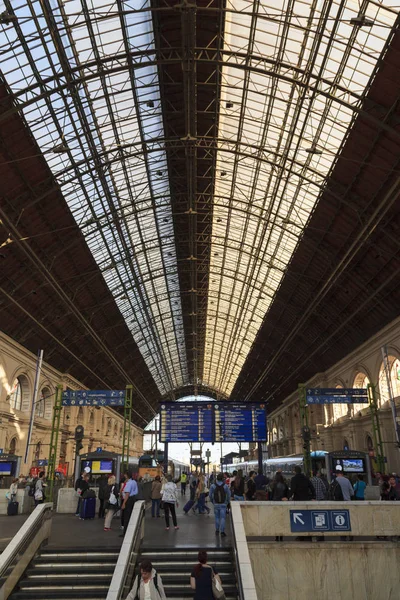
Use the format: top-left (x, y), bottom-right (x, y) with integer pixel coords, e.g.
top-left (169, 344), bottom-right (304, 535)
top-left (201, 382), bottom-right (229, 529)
top-left (211, 568), bottom-right (226, 600)
top-left (34, 488), bottom-right (43, 501)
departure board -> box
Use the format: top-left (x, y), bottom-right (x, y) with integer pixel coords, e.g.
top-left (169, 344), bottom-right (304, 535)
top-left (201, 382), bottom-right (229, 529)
top-left (214, 402), bottom-right (267, 442)
top-left (159, 402), bottom-right (214, 442)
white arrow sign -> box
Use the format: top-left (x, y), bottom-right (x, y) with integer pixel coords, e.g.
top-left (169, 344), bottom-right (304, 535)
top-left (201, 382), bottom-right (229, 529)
top-left (293, 513), bottom-right (305, 525)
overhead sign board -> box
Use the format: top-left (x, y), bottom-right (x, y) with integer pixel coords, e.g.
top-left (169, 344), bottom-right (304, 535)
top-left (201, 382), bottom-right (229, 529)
top-left (215, 402), bottom-right (267, 442)
top-left (306, 388), bottom-right (368, 405)
top-left (289, 509), bottom-right (351, 533)
top-left (159, 401), bottom-right (267, 443)
top-left (160, 402), bottom-right (214, 442)
top-left (62, 390), bottom-right (125, 407)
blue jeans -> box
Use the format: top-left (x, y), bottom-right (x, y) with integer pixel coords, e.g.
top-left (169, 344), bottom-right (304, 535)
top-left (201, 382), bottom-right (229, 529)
top-left (234, 494), bottom-right (244, 501)
top-left (151, 498), bottom-right (161, 517)
top-left (214, 504), bottom-right (227, 533)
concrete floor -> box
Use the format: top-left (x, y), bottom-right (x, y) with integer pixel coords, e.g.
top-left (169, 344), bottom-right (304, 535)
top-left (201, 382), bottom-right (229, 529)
top-left (142, 495), bottom-right (232, 549)
top-left (0, 494), bottom-right (232, 552)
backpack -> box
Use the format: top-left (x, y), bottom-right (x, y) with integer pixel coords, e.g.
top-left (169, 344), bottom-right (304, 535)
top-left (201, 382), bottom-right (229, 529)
top-left (328, 479), bottom-right (344, 501)
top-left (214, 484), bottom-right (226, 504)
top-left (134, 573), bottom-right (159, 600)
top-left (28, 479), bottom-right (38, 497)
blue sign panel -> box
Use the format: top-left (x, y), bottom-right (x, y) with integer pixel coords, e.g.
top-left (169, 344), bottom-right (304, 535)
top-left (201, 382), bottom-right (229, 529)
top-left (215, 402), bottom-right (267, 442)
top-left (306, 395), bottom-right (369, 404)
top-left (307, 388), bottom-right (367, 396)
top-left (160, 402), bottom-right (214, 442)
top-left (306, 388), bottom-right (368, 405)
top-left (290, 509), bottom-right (351, 533)
top-left (62, 390), bottom-right (125, 407)
top-left (37, 459), bottom-right (48, 467)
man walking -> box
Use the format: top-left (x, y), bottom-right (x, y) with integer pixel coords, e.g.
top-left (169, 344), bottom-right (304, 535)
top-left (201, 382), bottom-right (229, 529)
top-left (121, 472), bottom-right (138, 535)
top-left (180, 472), bottom-right (187, 496)
top-left (310, 471), bottom-right (327, 501)
top-left (209, 473), bottom-right (231, 537)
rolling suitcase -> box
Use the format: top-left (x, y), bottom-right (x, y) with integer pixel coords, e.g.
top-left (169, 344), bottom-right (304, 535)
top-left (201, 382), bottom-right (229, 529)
top-left (80, 497), bottom-right (96, 519)
top-left (7, 501), bottom-right (19, 516)
top-left (183, 499), bottom-right (195, 514)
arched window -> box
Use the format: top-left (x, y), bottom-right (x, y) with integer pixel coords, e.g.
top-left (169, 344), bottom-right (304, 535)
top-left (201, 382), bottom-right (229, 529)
top-left (352, 372), bottom-right (370, 415)
top-left (379, 355), bottom-right (400, 406)
top-left (9, 378), bottom-right (22, 411)
top-left (114, 423), bottom-right (118, 438)
top-left (271, 422), bottom-right (278, 443)
top-left (278, 419), bottom-right (285, 440)
top-left (77, 407), bottom-right (84, 425)
top-left (9, 437), bottom-right (17, 454)
top-left (89, 411), bottom-right (94, 427)
top-left (343, 439), bottom-right (350, 450)
top-left (366, 435), bottom-right (374, 452)
top-left (35, 442), bottom-right (42, 461)
top-left (332, 385), bottom-right (348, 421)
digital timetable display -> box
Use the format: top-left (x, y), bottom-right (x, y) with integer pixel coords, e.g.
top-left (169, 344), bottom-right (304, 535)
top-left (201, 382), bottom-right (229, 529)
top-left (159, 401), bottom-right (267, 443)
top-left (159, 402), bottom-right (214, 442)
top-left (215, 402), bottom-right (267, 442)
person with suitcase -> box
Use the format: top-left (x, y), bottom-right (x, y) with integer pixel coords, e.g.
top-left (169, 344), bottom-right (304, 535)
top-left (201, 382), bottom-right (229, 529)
top-left (80, 487), bottom-right (97, 520)
top-left (7, 478), bottom-right (19, 516)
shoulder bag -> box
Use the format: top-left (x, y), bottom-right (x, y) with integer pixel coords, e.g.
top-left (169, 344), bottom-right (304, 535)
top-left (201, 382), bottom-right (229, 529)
top-left (211, 568), bottom-right (226, 600)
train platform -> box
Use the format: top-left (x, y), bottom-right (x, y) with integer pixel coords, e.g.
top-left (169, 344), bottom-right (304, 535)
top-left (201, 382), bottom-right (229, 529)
top-left (0, 497), bottom-right (230, 552)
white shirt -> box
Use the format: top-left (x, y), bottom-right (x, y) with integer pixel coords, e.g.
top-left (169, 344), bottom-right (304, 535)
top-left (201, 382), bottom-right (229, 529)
top-left (143, 581), bottom-right (151, 600)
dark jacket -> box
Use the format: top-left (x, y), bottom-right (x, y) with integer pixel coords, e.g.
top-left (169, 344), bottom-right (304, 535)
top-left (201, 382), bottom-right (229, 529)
top-left (232, 476), bottom-right (245, 496)
top-left (98, 476), bottom-right (109, 500)
top-left (75, 477), bottom-right (89, 495)
top-left (270, 481), bottom-right (289, 501)
top-left (254, 474), bottom-right (269, 490)
top-left (290, 473), bottom-right (315, 501)
top-left (245, 478), bottom-right (256, 500)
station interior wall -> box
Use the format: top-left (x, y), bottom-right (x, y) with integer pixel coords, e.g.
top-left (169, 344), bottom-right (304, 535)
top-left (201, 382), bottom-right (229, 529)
top-left (267, 315), bottom-right (400, 474)
top-left (0, 331), bottom-right (144, 481)
top-left (241, 503), bottom-right (400, 600)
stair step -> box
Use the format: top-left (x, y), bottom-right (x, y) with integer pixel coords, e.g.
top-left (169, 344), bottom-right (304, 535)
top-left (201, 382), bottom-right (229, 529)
top-left (31, 563), bottom-right (116, 570)
top-left (36, 552), bottom-right (119, 560)
top-left (19, 584), bottom-right (109, 591)
top-left (25, 573), bottom-right (113, 581)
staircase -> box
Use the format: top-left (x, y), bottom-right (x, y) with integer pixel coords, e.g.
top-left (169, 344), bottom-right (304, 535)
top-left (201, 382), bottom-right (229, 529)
top-left (139, 547), bottom-right (238, 599)
top-left (9, 547), bottom-right (120, 600)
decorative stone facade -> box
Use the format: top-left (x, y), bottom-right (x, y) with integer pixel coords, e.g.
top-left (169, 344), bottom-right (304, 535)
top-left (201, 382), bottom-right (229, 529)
top-left (268, 316), bottom-right (400, 474)
top-left (0, 331), bottom-right (143, 478)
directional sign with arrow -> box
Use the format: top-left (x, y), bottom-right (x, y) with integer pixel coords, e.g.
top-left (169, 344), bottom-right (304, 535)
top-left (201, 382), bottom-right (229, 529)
top-left (289, 509), bottom-right (351, 532)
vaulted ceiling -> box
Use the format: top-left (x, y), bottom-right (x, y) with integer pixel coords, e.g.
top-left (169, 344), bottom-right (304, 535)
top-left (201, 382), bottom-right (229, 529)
top-left (1, 1), bottom-right (400, 426)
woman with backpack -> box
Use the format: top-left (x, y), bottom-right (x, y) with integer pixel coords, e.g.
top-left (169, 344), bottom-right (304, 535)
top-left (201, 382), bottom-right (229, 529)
top-left (104, 475), bottom-right (119, 531)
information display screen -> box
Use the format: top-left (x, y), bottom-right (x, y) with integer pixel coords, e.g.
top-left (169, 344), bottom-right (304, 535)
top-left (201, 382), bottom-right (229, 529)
top-left (342, 459), bottom-right (364, 473)
top-left (82, 459), bottom-right (114, 474)
top-left (0, 462), bottom-right (13, 475)
top-left (159, 402), bottom-right (214, 442)
top-left (214, 402), bottom-right (267, 442)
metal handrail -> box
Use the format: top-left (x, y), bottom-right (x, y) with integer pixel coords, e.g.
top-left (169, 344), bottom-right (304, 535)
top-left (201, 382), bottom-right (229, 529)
top-left (106, 500), bottom-right (145, 600)
top-left (0, 502), bottom-right (53, 600)
top-left (230, 509), bottom-right (245, 600)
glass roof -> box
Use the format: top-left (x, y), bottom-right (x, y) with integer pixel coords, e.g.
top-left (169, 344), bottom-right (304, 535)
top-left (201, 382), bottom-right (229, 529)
top-left (0, 0), bottom-right (189, 395)
top-left (202, 0), bottom-right (399, 394)
top-left (0, 0), bottom-right (398, 399)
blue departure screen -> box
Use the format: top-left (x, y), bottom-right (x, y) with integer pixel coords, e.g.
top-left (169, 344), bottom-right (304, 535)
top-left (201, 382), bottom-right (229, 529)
top-left (159, 402), bottom-right (214, 442)
top-left (214, 402), bottom-right (267, 442)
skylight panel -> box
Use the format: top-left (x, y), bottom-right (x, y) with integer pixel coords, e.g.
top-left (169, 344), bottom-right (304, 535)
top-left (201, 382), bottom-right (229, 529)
top-left (203, 0), bottom-right (399, 395)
